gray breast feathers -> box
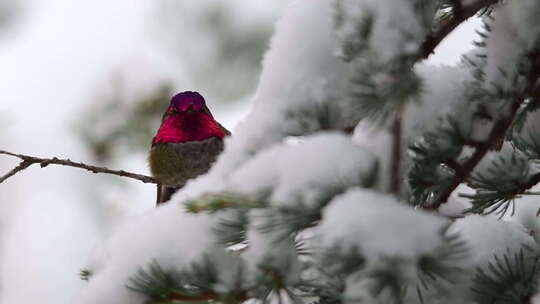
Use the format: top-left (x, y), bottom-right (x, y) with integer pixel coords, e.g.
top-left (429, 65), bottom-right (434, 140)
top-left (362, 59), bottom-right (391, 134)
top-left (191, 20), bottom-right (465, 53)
top-left (149, 137), bottom-right (224, 187)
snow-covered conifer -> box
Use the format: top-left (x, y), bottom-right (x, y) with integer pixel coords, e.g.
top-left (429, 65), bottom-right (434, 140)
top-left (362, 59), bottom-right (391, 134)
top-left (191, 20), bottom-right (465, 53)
top-left (77, 0), bottom-right (540, 303)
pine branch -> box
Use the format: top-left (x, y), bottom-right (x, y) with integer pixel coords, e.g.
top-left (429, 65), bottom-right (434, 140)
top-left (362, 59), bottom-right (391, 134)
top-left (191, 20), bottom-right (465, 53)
top-left (426, 52), bottom-right (540, 211)
top-left (470, 248), bottom-right (540, 304)
top-left (0, 149), bottom-right (157, 184)
top-left (129, 258), bottom-right (252, 304)
top-left (420, 0), bottom-right (500, 59)
top-left (458, 153), bottom-right (532, 216)
top-left (361, 0), bottom-right (499, 195)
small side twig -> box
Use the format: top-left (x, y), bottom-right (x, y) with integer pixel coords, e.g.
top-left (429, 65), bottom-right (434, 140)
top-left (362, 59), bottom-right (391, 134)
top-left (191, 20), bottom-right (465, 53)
top-left (0, 150), bottom-right (157, 185)
top-left (0, 160), bottom-right (33, 184)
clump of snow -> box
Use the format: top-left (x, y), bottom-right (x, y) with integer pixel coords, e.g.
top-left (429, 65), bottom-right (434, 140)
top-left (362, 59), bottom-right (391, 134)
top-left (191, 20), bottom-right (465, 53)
top-left (452, 215), bottom-right (535, 269)
top-left (408, 64), bottom-right (473, 139)
top-left (343, 276), bottom-right (387, 304)
top-left (317, 188), bottom-right (449, 302)
top-left (170, 1), bottom-right (471, 203)
top-left (353, 64), bottom-right (473, 192)
top-left (482, 7), bottom-right (521, 93)
top-left (352, 121), bottom-right (392, 191)
top-left (508, 0), bottom-right (540, 52)
top-left (318, 197), bottom-right (536, 304)
top-left (450, 215), bottom-right (537, 297)
top-left (228, 133), bottom-right (377, 207)
top-left (335, 0), bottom-right (432, 62)
top-left (201, 249), bottom-right (250, 295)
top-left (242, 209), bottom-right (301, 286)
top-left (318, 188), bottom-right (447, 260)
top-left (451, 215), bottom-right (536, 302)
top-left (171, 0), bottom-right (352, 203)
top-left (225, 133), bottom-right (378, 285)
top-left (223, 0), bottom-right (347, 153)
top-left (77, 203), bottom-right (220, 304)
top-left (438, 184), bottom-right (474, 217)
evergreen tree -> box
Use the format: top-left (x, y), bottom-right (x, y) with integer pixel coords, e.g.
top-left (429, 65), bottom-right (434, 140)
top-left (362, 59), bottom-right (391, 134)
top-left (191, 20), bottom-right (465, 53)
top-left (76, 0), bottom-right (540, 303)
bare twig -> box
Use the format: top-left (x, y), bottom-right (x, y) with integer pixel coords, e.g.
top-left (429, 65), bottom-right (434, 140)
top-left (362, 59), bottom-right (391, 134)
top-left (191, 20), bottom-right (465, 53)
top-left (0, 160), bottom-right (33, 184)
top-left (426, 52), bottom-right (540, 211)
top-left (420, 0), bottom-right (500, 60)
top-left (0, 150), bottom-right (157, 184)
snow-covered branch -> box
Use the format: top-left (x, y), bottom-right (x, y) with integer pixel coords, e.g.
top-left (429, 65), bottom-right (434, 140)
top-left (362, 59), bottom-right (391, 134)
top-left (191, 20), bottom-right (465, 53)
top-left (73, 1), bottom-right (540, 303)
top-left (0, 149), bottom-right (157, 184)
top-left (427, 52), bottom-right (540, 210)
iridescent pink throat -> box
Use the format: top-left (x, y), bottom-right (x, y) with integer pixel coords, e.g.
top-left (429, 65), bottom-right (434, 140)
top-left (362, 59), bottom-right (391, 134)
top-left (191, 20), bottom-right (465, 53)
top-left (153, 113), bottom-right (225, 145)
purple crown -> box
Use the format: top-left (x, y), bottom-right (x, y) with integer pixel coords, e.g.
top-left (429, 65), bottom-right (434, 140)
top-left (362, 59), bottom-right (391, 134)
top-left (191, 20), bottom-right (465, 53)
top-left (171, 91), bottom-right (206, 112)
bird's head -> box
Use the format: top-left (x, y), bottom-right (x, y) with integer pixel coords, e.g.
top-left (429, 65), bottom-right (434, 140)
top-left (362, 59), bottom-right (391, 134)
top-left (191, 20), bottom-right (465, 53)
top-left (152, 91), bottom-right (225, 145)
top-left (166, 91), bottom-right (210, 116)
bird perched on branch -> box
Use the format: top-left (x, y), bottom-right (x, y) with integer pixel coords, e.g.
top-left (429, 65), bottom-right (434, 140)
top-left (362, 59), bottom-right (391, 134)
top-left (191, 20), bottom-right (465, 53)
top-left (149, 91), bottom-right (230, 205)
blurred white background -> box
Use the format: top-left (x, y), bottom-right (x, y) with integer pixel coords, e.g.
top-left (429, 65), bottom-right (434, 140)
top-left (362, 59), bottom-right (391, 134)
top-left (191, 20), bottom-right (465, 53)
top-left (0, 0), bottom-right (479, 302)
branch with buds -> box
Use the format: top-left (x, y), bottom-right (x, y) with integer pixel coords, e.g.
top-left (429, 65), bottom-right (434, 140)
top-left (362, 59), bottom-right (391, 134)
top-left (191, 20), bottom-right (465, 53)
top-left (0, 150), bottom-right (157, 185)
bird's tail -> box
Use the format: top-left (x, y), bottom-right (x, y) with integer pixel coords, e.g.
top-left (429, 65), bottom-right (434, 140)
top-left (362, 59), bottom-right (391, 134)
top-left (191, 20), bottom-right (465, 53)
top-left (156, 184), bottom-right (182, 205)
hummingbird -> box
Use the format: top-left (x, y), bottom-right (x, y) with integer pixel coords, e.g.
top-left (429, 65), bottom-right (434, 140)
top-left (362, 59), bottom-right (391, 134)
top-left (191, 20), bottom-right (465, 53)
top-left (149, 91), bottom-right (230, 204)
